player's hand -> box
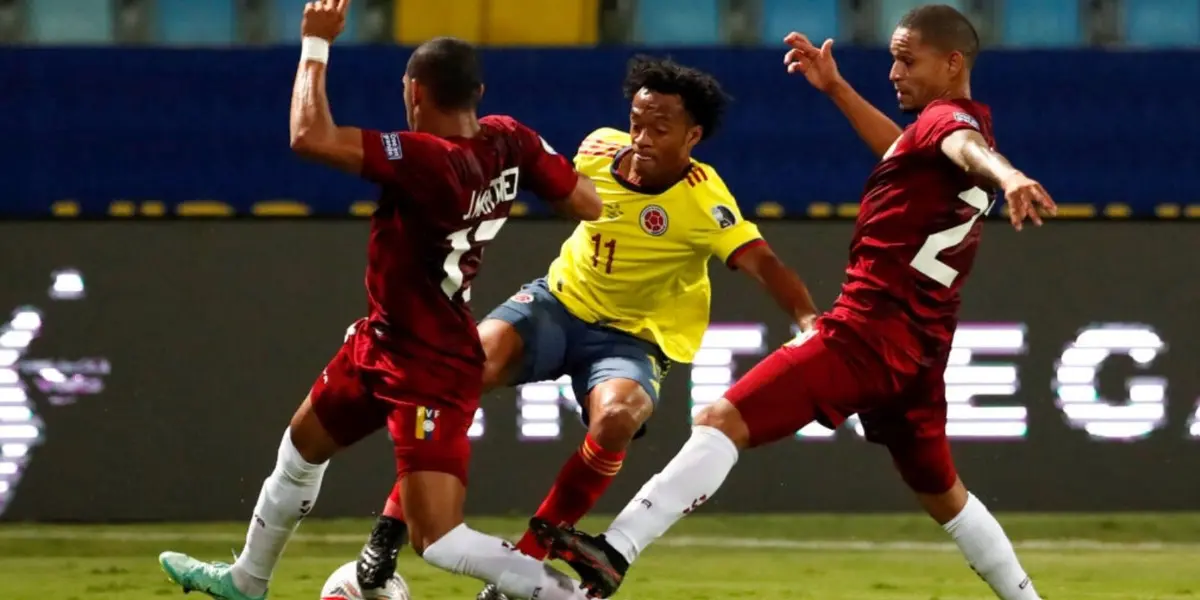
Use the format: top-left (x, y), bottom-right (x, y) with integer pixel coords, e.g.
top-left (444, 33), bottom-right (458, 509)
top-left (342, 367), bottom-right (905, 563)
top-left (302, 0), bottom-right (350, 42)
top-left (1001, 171), bottom-right (1057, 231)
top-left (783, 32), bottom-right (843, 93)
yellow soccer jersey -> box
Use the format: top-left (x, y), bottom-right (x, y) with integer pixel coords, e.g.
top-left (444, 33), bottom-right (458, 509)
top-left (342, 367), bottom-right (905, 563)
top-left (545, 127), bottom-right (764, 363)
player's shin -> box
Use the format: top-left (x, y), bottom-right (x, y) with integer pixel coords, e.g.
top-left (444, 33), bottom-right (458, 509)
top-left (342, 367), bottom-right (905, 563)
top-left (422, 524), bottom-right (591, 600)
top-left (604, 425), bottom-right (738, 563)
top-left (943, 492), bottom-right (1040, 600)
top-left (230, 428), bottom-right (328, 596)
top-left (515, 433), bottom-right (626, 559)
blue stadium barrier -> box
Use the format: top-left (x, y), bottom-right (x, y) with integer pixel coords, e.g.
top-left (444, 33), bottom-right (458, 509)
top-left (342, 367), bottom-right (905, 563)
top-left (1, 47), bottom-right (1197, 218)
top-left (1000, 0), bottom-right (1081, 47)
top-left (27, 0), bottom-right (113, 43)
top-left (157, 0), bottom-right (237, 45)
top-left (1125, 0), bottom-right (1200, 47)
top-left (760, 0), bottom-right (839, 47)
top-left (635, 0), bottom-right (722, 45)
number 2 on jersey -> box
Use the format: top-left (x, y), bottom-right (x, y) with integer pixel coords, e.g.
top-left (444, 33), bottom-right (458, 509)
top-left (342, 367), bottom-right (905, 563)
top-left (910, 187), bottom-right (993, 287)
top-left (441, 217), bottom-right (508, 302)
top-left (591, 233), bottom-right (617, 274)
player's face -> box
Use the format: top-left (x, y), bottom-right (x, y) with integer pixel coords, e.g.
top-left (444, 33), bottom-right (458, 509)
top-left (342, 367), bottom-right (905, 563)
top-left (628, 88), bottom-right (701, 180)
top-left (888, 27), bottom-right (960, 113)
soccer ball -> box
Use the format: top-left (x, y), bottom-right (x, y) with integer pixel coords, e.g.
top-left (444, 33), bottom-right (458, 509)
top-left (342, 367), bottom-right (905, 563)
top-left (320, 561), bottom-right (410, 600)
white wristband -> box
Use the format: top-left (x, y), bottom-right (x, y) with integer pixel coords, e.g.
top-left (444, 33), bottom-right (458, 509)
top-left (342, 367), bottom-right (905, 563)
top-left (301, 36), bottom-right (330, 65)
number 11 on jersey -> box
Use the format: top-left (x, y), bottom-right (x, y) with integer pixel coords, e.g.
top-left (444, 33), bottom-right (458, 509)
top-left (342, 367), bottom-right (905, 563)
top-left (910, 187), bottom-right (993, 287)
top-left (591, 233), bottom-right (617, 274)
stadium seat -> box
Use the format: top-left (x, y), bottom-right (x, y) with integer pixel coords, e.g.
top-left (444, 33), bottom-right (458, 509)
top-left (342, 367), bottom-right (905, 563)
top-left (157, 0), bottom-right (236, 45)
top-left (1000, 0), bottom-right (1081, 47)
top-left (394, 0), bottom-right (484, 44)
top-left (273, 0), bottom-right (357, 42)
top-left (28, 0), bottom-right (113, 43)
top-left (1124, 0), bottom-right (1200, 46)
top-left (635, 0), bottom-right (722, 45)
top-left (484, 0), bottom-right (598, 46)
top-left (876, 0), bottom-right (964, 42)
top-left (760, 0), bottom-right (838, 46)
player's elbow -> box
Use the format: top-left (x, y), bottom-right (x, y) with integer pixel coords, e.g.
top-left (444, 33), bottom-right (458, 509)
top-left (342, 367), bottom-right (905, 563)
top-left (290, 130), bottom-right (319, 157)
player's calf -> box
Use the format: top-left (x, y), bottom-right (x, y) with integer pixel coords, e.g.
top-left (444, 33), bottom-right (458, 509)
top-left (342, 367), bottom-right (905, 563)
top-left (893, 442), bottom-right (1041, 600)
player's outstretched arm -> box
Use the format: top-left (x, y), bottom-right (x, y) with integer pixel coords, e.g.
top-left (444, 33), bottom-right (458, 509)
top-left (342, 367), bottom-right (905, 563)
top-left (782, 32), bottom-right (902, 158)
top-left (289, 0), bottom-right (365, 175)
top-left (940, 129), bottom-right (1058, 230)
top-left (730, 244), bottom-right (819, 330)
top-left (556, 175), bottom-right (603, 221)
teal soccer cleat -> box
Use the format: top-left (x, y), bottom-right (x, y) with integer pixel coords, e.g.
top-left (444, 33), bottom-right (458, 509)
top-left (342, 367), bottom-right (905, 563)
top-left (158, 551), bottom-right (267, 600)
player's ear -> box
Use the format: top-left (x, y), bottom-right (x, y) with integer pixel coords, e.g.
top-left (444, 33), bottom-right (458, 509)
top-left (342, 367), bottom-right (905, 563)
top-left (685, 125), bottom-right (703, 150)
top-left (947, 51), bottom-right (965, 78)
top-left (476, 83), bottom-right (485, 103)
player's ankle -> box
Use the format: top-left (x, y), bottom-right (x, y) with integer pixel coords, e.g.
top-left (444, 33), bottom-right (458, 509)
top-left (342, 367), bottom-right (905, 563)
top-left (230, 565), bottom-right (269, 597)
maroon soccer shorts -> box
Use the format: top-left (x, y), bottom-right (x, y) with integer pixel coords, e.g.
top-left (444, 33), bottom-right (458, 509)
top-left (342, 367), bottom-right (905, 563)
top-left (309, 320), bottom-right (479, 485)
top-left (724, 321), bottom-right (958, 494)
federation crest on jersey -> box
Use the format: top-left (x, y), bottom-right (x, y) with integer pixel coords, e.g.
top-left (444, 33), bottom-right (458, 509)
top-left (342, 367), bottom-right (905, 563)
top-left (510, 292), bottom-right (534, 304)
top-left (639, 205), bottom-right (669, 236)
top-left (710, 205), bottom-right (737, 229)
top-left (414, 406), bottom-right (439, 440)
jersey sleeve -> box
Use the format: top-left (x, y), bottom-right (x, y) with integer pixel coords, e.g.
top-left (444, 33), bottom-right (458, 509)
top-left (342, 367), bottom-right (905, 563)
top-left (511, 122), bottom-right (578, 201)
top-left (912, 100), bottom-right (982, 150)
top-left (360, 129), bottom-right (446, 188)
top-left (688, 168), bottom-right (765, 268)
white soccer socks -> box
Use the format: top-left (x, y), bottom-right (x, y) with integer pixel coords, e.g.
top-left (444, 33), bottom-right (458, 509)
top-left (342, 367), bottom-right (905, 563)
top-left (231, 428), bottom-right (329, 596)
top-left (422, 523), bottom-right (590, 600)
top-left (944, 493), bottom-right (1040, 600)
top-left (604, 426), bottom-right (740, 563)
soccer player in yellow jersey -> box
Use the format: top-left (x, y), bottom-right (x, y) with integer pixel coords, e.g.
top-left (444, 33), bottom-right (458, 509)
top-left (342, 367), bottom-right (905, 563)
top-left (355, 57), bottom-right (818, 599)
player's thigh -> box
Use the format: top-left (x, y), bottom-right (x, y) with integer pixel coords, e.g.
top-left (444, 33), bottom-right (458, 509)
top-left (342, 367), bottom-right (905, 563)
top-left (481, 278), bottom-right (572, 386)
top-left (308, 320), bottom-right (391, 448)
top-left (725, 332), bottom-right (881, 448)
top-left (569, 330), bottom-right (666, 439)
top-left (386, 399), bottom-right (475, 488)
top-left (862, 366), bottom-right (957, 495)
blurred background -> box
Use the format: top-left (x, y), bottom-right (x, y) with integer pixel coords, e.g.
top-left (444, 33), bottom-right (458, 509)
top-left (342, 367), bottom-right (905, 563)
top-left (1, 2), bottom-right (1199, 598)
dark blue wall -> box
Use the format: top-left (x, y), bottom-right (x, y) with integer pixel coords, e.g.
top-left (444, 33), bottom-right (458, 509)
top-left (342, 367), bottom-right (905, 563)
top-left (3, 47), bottom-right (1197, 217)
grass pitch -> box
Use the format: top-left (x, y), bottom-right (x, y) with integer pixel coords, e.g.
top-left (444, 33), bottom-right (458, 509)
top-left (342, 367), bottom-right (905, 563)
top-left (2, 513), bottom-right (1198, 600)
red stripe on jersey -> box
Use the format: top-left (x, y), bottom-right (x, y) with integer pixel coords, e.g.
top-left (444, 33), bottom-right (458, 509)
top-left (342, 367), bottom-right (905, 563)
top-left (724, 238), bottom-right (768, 270)
top-left (694, 166), bottom-right (708, 182)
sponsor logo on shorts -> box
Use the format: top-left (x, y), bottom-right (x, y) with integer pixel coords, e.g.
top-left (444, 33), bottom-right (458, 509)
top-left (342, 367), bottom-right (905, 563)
top-left (510, 292), bottom-right (534, 304)
top-left (639, 204), bottom-right (669, 236)
top-left (414, 406), bottom-right (439, 440)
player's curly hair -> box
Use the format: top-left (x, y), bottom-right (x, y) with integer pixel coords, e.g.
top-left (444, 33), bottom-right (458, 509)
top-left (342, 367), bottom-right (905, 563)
top-left (623, 55), bottom-right (730, 141)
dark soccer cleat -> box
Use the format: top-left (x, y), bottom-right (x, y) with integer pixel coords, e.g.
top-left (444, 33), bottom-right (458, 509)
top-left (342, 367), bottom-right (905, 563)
top-left (356, 515), bottom-right (409, 591)
top-left (529, 517), bottom-right (628, 599)
top-left (475, 583), bottom-right (510, 600)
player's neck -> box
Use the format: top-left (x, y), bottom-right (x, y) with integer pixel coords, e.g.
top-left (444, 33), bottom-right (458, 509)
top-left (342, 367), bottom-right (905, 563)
top-left (417, 111), bottom-right (480, 139)
top-left (936, 82), bottom-right (972, 102)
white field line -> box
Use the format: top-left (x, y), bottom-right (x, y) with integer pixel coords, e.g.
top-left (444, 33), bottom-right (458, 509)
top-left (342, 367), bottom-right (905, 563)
top-left (0, 529), bottom-right (1197, 552)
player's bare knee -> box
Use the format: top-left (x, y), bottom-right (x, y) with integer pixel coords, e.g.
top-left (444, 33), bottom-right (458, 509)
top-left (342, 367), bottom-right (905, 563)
top-left (478, 319), bottom-right (522, 391)
top-left (915, 478), bottom-right (968, 525)
top-left (286, 395), bottom-right (341, 464)
top-left (694, 399), bottom-right (751, 448)
top-left (588, 382), bottom-right (653, 450)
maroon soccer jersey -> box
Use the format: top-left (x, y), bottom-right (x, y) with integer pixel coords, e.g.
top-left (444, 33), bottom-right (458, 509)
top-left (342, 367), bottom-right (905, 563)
top-left (825, 98), bottom-right (996, 372)
top-left (358, 115), bottom-right (577, 369)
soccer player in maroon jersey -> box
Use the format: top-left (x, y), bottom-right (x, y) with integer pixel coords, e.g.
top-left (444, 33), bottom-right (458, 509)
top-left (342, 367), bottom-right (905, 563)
top-left (157, 3), bottom-right (604, 600)
top-left (531, 6), bottom-right (1056, 600)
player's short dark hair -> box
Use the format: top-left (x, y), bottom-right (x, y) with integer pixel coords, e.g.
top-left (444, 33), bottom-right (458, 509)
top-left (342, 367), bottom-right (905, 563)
top-left (406, 37), bottom-right (483, 110)
top-left (623, 55), bottom-right (729, 141)
top-left (898, 4), bottom-right (981, 67)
